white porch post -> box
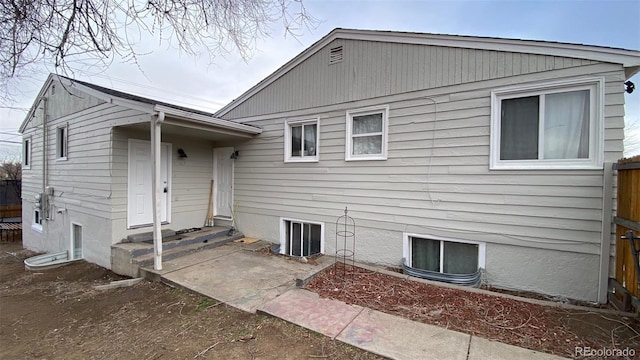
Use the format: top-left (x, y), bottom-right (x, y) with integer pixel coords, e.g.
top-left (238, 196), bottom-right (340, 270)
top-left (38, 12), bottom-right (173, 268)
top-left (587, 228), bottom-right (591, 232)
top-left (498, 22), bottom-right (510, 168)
top-left (152, 112), bottom-right (165, 271)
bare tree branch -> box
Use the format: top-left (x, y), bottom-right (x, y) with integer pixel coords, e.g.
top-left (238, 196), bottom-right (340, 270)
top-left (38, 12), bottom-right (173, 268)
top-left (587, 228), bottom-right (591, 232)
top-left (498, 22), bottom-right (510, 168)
top-left (0, 0), bottom-right (318, 102)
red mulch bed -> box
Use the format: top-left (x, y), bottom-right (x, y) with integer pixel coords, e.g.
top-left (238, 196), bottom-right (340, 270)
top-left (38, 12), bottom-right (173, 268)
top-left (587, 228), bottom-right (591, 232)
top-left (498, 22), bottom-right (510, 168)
top-left (306, 263), bottom-right (640, 358)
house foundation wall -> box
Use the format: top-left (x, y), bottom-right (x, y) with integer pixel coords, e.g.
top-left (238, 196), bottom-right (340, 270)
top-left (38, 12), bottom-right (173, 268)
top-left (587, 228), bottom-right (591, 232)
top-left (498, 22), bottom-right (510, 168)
top-left (484, 243), bottom-right (599, 302)
top-left (236, 211), bottom-right (599, 302)
top-left (21, 198), bottom-right (112, 269)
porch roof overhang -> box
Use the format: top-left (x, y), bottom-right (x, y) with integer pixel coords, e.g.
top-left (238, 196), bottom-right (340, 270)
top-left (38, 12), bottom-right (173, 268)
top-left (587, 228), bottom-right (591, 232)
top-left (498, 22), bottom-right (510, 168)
top-left (154, 105), bottom-right (262, 138)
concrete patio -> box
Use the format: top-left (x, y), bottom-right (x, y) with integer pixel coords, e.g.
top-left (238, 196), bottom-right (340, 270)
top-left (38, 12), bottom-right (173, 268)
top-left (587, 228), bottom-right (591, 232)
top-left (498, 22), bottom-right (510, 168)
top-left (141, 239), bottom-right (333, 313)
top-left (141, 240), bottom-right (567, 359)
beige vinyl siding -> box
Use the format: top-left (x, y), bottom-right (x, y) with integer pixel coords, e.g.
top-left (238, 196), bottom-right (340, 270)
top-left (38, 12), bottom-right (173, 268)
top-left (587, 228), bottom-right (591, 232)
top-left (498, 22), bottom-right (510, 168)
top-left (232, 62), bottom-right (625, 261)
top-left (22, 103), bottom-right (125, 216)
top-left (224, 39), bottom-right (598, 120)
top-left (21, 91), bottom-right (143, 266)
top-left (110, 127), bottom-right (214, 242)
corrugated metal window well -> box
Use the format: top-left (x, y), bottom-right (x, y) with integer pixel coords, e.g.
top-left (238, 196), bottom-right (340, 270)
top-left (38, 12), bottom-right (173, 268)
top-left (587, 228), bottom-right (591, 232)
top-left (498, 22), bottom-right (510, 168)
top-left (404, 236), bottom-right (482, 287)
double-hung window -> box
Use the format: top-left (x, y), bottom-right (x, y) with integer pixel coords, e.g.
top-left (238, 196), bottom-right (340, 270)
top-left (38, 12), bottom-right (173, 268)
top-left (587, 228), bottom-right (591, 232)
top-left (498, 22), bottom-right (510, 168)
top-left (56, 124), bottom-right (68, 160)
top-left (346, 106), bottom-right (389, 161)
top-left (285, 118), bottom-right (319, 162)
top-left (490, 78), bottom-right (603, 170)
top-left (404, 234), bottom-right (485, 275)
top-left (23, 137), bottom-right (31, 169)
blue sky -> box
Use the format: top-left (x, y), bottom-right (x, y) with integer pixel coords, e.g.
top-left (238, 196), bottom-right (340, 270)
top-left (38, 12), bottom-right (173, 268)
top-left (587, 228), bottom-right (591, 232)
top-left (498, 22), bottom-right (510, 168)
top-left (1, 0), bottom-right (639, 157)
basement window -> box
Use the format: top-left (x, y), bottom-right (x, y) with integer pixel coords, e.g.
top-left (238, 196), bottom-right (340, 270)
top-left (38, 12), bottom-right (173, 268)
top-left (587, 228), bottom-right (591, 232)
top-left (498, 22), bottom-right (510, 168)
top-left (403, 233), bottom-right (484, 286)
top-left (32, 208), bottom-right (43, 232)
top-left (71, 223), bottom-right (83, 259)
top-left (280, 218), bottom-right (324, 257)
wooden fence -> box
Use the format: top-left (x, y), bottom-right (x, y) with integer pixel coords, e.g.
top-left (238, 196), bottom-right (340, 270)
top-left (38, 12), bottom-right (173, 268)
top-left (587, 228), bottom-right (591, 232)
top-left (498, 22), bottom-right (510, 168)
top-left (0, 204), bottom-right (21, 219)
top-left (0, 204), bottom-right (22, 242)
top-left (0, 223), bottom-right (21, 242)
top-left (613, 156), bottom-right (640, 306)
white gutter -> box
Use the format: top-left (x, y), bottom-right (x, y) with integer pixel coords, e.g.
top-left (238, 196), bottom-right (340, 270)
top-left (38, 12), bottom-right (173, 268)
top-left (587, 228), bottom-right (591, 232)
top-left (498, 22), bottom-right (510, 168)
top-left (152, 111), bottom-right (165, 271)
top-left (154, 105), bottom-right (262, 135)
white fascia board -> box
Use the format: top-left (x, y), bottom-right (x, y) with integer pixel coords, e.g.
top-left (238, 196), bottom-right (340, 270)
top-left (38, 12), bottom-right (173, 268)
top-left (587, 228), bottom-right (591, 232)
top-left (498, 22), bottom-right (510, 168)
top-left (109, 97), bottom-right (156, 113)
top-left (338, 29), bottom-right (640, 67)
top-left (216, 28), bottom-right (640, 117)
top-left (154, 105), bottom-right (262, 135)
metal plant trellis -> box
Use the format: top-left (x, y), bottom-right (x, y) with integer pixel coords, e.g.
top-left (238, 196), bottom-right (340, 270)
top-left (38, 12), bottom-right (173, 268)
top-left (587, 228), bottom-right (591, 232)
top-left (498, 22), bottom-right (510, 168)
top-left (335, 207), bottom-right (356, 282)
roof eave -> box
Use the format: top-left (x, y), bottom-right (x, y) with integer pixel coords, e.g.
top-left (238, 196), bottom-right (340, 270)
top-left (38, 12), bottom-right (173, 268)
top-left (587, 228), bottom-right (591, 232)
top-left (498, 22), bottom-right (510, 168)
top-left (626, 66), bottom-right (640, 79)
top-left (336, 29), bottom-right (640, 67)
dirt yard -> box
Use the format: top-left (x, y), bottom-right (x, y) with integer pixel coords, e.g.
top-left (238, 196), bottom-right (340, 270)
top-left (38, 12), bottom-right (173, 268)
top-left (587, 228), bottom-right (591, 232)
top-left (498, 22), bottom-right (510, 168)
top-left (306, 263), bottom-right (640, 359)
top-left (0, 242), bottom-right (381, 360)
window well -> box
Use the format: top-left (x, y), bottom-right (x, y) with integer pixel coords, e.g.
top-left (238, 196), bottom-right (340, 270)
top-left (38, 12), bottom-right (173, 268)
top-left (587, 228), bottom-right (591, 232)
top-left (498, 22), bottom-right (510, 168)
top-left (404, 235), bottom-right (483, 287)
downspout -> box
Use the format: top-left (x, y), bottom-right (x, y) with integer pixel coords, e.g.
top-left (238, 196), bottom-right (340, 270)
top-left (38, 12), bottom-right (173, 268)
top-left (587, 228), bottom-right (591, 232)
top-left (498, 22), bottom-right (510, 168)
top-left (152, 111), bottom-right (165, 271)
top-left (598, 162), bottom-right (614, 303)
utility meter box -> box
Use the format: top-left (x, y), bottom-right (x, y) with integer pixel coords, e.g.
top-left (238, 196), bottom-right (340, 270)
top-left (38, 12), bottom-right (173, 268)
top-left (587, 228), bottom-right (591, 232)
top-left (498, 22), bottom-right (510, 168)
top-left (34, 193), bottom-right (42, 209)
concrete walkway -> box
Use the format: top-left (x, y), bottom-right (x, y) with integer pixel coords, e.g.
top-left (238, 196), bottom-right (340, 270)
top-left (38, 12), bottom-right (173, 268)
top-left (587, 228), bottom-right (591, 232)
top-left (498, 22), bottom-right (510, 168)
top-left (144, 242), bottom-right (567, 359)
top-left (258, 289), bottom-right (566, 360)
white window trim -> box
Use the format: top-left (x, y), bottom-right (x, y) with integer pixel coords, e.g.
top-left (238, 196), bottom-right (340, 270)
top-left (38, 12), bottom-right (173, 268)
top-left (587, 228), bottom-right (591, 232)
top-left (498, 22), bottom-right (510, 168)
top-left (279, 217), bottom-right (325, 256)
top-left (32, 208), bottom-right (43, 233)
top-left (345, 105), bottom-right (389, 161)
top-left (70, 222), bottom-right (84, 260)
top-left (490, 77), bottom-right (604, 170)
top-left (56, 124), bottom-right (68, 161)
top-left (23, 137), bottom-right (31, 169)
top-left (402, 232), bottom-right (486, 272)
top-left (284, 117), bottom-right (320, 163)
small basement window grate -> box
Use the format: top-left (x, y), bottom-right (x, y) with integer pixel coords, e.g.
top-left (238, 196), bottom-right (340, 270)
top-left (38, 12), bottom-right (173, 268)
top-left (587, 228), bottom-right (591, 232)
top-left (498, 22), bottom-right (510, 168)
top-left (329, 46), bottom-right (343, 64)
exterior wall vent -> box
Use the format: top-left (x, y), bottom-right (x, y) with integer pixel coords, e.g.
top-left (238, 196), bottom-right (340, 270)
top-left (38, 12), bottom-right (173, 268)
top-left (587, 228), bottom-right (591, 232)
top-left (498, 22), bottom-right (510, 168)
top-left (329, 46), bottom-right (343, 64)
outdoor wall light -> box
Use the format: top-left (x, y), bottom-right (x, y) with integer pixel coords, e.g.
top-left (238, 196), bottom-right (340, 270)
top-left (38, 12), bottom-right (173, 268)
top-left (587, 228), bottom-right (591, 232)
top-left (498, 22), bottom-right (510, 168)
top-left (230, 151), bottom-right (239, 159)
top-left (625, 81), bottom-right (635, 94)
top-left (177, 148), bottom-right (188, 158)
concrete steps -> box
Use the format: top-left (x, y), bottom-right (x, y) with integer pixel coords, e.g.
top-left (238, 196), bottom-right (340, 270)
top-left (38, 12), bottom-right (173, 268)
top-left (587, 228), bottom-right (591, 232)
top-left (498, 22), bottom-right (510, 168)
top-left (111, 226), bottom-right (243, 277)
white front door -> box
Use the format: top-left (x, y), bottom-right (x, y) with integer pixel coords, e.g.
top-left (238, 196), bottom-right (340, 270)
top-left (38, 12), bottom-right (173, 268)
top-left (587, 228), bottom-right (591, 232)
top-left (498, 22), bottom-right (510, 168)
top-left (128, 139), bottom-right (171, 228)
top-left (214, 147), bottom-right (234, 218)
